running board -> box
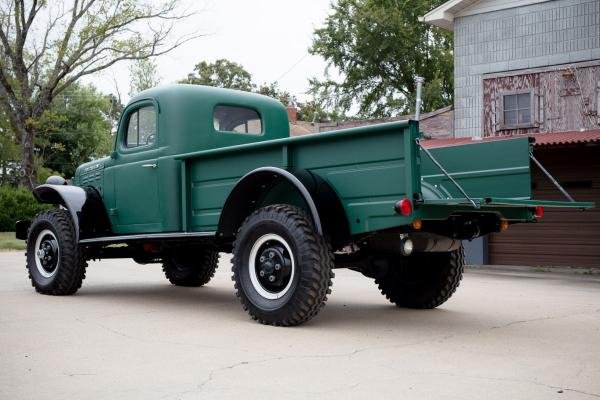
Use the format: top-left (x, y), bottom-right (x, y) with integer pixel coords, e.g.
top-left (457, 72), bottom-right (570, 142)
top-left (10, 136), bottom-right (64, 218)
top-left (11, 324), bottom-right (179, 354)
top-left (79, 231), bottom-right (216, 245)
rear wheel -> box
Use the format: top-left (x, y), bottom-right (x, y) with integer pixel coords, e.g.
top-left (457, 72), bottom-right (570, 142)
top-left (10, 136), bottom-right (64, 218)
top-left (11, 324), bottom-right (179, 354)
top-left (376, 246), bottom-right (464, 309)
top-left (232, 205), bottom-right (334, 326)
top-left (26, 209), bottom-right (87, 295)
top-left (162, 249), bottom-right (219, 287)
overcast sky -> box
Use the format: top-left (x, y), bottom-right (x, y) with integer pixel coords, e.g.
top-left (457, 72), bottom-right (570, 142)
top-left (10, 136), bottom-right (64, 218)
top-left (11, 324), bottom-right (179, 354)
top-left (88, 0), bottom-right (334, 103)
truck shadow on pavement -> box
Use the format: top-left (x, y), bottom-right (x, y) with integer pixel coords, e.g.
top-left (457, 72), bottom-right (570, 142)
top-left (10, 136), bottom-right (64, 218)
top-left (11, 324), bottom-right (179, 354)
top-left (74, 282), bottom-right (475, 330)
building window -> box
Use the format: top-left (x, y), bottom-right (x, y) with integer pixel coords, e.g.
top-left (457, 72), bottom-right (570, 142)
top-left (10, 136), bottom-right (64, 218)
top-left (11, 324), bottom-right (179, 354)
top-left (213, 105), bottom-right (262, 134)
top-left (500, 91), bottom-right (534, 129)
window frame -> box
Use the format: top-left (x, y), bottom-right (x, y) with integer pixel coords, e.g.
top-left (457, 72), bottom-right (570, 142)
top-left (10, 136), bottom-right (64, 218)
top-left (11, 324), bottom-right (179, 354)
top-left (498, 89), bottom-right (536, 130)
top-left (212, 104), bottom-right (264, 136)
top-left (118, 100), bottom-right (159, 153)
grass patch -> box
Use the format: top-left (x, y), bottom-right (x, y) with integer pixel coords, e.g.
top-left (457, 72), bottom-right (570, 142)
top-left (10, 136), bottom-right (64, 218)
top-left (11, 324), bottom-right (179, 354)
top-left (0, 232), bottom-right (25, 251)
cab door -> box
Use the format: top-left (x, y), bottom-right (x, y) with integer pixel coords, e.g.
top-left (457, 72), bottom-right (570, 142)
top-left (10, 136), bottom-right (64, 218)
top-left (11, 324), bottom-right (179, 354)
top-left (109, 103), bottom-right (162, 234)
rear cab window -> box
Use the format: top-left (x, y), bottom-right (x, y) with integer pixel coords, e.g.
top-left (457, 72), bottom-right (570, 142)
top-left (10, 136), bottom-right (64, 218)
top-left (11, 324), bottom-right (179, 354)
top-left (213, 105), bottom-right (262, 134)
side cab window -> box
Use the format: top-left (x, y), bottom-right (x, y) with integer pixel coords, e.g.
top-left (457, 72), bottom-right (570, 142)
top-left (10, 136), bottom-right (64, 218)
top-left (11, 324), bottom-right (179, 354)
top-left (123, 105), bottom-right (157, 149)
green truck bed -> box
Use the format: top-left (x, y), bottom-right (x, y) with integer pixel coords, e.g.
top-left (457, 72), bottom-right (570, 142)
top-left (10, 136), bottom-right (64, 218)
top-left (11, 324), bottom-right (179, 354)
top-left (176, 119), bottom-right (591, 236)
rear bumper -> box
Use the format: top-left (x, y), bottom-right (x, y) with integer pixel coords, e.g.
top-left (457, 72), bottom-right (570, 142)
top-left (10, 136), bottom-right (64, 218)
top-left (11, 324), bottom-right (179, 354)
top-left (422, 197), bottom-right (594, 210)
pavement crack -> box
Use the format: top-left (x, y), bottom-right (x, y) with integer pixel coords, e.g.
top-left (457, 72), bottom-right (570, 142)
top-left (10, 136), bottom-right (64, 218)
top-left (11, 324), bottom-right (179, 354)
top-left (561, 389), bottom-right (600, 398)
top-left (196, 360), bottom-right (250, 392)
top-left (76, 317), bottom-right (139, 341)
top-left (421, 371), bottom-right (600, 398)
top-left (63, 372), bottom-right (97, 377)
top-left (189, 334), bottom-right (459, 394)
top-left (491, 315), bottom-right (558, 329)
top-left (490, 309), bottom-right (599, 329)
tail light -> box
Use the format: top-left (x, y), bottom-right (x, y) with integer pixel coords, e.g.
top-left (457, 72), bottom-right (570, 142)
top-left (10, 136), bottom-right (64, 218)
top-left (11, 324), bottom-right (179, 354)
top-left (395, 198), bottom-right (412, 216)
top-left (534, 206), bottom-right (544, 219)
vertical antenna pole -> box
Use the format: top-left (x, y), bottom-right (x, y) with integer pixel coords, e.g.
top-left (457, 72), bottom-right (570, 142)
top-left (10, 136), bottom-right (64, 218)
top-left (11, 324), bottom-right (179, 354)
top-left (414, 76), bottom-right (425, 121)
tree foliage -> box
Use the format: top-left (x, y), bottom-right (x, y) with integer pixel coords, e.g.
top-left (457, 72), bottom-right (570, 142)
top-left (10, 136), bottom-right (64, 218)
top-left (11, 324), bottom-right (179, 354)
top-left (0, 185), bottom-right (49, 230)
top-left (180, 59), bottom-right (254, 92)
top-left (129, 58), bottom-right (161, 97)
top-left (182, 59), bottom-right (338, 122)
top-left (256, 82), bottom-right (295, 107)
top-left (35, 84), bottom-right (113, 178)
top-left (0, 108), bottom-right (20, 185)
top-left (310, 0), bottom-right (453, 118)
top-left (0, 0), bottom-right (199, 188)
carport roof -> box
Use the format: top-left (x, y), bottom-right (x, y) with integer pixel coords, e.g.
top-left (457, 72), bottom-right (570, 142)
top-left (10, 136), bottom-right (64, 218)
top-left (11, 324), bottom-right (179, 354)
top-left (421, 129), bottom-right (600, 148)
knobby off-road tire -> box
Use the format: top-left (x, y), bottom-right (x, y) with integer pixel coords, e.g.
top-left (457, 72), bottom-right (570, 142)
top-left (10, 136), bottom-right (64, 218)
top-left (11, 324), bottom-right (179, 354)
top-left (376, 246), bottom-right (464, 309)
top-left (162, 250), bottom-right (220, 287)
top-left (232, 205), bottom-right (334, 326)
top-left (26, 209), bottom-right (87, 295)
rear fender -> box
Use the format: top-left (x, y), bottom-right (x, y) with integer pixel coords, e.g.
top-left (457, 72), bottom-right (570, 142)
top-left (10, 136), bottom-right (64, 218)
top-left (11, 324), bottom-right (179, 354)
top-left (217, 167), bottom-right (350, 249)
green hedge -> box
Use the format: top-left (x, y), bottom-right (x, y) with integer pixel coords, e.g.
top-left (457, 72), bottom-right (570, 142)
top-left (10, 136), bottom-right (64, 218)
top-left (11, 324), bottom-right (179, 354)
top-left (0, 186), bottom-right (50, 231)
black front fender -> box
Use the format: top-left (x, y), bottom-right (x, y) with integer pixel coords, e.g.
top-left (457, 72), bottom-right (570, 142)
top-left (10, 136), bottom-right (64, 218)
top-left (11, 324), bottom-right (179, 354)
top-left (32, 184), bottom-right (112, 241)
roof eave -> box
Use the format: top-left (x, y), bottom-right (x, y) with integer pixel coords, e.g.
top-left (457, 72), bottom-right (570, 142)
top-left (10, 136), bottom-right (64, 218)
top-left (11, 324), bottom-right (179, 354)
top-left (419, 11), bottom-right (454, 31)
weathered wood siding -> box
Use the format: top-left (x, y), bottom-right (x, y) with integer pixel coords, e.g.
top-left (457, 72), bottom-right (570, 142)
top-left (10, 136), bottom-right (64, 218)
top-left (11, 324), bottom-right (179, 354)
top-left (483, 64), bottom-right (600, 136)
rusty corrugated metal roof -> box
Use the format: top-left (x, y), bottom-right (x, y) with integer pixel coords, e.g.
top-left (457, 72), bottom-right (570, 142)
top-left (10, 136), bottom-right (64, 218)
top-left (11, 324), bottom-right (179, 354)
top-left (530, 130), bottom-right (600, 146)
top-left (421, 130), bottom-right (600, 149)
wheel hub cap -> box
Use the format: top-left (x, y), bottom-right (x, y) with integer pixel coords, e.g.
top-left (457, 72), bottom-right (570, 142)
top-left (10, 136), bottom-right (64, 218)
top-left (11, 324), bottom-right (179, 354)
top-left (249, 234), bottom-right (295, 299)
top-left (34, 229), bottom-right (60, 278)
top-left (256, 244), bottom-right (292, 292)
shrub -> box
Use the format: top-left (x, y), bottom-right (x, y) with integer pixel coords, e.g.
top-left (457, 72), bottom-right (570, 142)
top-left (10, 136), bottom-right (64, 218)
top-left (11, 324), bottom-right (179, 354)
top-left (0, 186), bottom-right (50, 231)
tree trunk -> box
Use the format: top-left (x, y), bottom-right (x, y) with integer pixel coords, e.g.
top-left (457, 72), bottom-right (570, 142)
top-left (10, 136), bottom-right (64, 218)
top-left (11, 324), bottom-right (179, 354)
top-left (18, 125), bottom-right (36, 190)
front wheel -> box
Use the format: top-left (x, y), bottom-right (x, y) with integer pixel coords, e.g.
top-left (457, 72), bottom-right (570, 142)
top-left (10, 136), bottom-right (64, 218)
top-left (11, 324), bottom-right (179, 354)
top-left (232, 205), bottom-right (334, 326)
top-left (375, 246), bottom-right (464, 309)
top-left (26, 209), bottom-right (87, 295)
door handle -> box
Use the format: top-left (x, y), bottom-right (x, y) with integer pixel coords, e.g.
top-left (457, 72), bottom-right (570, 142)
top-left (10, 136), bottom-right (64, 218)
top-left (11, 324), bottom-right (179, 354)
top-left (141, 163), bottom-right (157, 169)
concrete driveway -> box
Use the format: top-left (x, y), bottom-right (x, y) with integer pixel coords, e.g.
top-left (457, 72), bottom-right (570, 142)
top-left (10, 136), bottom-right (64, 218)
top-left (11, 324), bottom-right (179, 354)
top-left (1, 251), bottom-right (599, 400)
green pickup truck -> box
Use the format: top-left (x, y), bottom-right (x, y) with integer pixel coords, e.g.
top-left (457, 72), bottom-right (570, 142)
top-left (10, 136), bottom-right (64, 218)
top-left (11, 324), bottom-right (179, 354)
top-left (17, 85), bottom-right (593, 326)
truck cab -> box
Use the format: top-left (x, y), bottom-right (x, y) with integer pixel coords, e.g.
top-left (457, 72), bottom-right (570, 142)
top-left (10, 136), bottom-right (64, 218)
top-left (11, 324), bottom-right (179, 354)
top-left (74, 85), bottom-right (290, 234)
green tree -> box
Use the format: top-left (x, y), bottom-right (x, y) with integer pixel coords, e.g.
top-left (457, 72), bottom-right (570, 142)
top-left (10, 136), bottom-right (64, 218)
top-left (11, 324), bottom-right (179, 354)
top-left (296, 99), bottom-right (344, 123)
top-left (36, 84), bottom-right (113, 178)
top-left (129, 58), bottom-right (161, 97)
top-left (310, 0), bottom-right (453, 118)
top-left (181, 59), bottom-right (255, 92)
top-left (181, 59), bottom-right (337, 123)
top-left (0, 109), bottom-right (19, 186)
top-left (256, 82), bottom-right (295, 106)
top-left (0, 0), bottom-right (199, 188)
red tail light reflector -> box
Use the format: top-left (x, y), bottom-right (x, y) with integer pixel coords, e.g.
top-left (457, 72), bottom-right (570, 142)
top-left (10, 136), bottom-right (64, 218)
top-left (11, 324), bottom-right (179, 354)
top-left (534, 206), bottom-right (544, 219)
top-left (395, 198), bottom-right (412, 216)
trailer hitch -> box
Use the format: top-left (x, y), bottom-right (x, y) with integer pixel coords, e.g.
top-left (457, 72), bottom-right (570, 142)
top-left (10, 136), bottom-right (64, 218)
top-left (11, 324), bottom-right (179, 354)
top-left (416, 138), bottom-right (480, 209)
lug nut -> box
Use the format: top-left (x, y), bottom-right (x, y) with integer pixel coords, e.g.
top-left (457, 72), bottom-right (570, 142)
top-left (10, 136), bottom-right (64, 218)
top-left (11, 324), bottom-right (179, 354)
top-left (268, 275), bottom-right (275, 282)
top-left (269, 252), bottom-right (274, 258)
top-left (259, 256), bottom-right (265, 262)
top-left (259, 270), bottom-right (265, 277)
top-left (274, 264), bottom-right (281, 270)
